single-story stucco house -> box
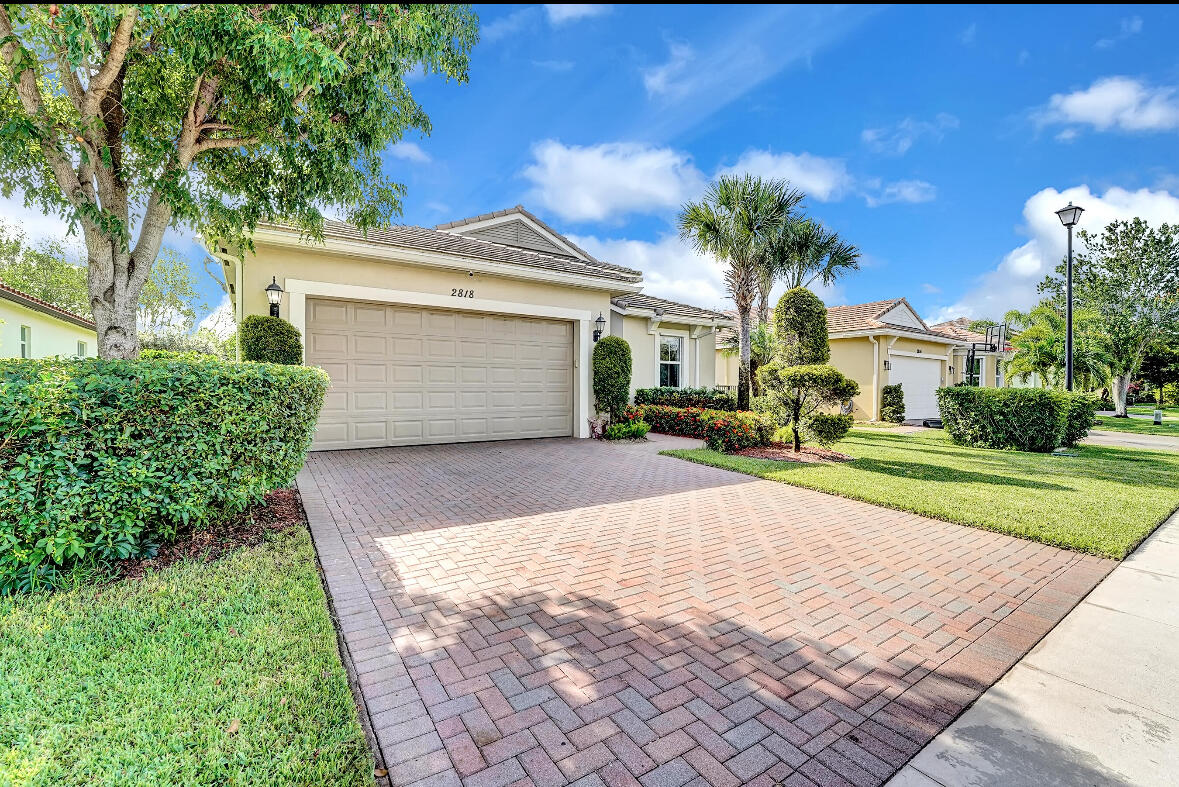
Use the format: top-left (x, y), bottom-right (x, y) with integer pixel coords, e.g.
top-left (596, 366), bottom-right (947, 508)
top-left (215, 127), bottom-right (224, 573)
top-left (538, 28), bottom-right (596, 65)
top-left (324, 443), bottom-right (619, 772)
top-left (717, 300), bottom-right (1012, 421)
top-left (0, 281), bottom-right (96, 359)
top-left (206, 205), bottom-right (733, 450)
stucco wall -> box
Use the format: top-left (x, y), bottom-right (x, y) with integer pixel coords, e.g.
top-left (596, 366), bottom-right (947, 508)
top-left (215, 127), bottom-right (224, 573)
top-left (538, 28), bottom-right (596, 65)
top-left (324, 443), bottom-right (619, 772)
top-left (716, 350), bottom-right (738, 388)
top-left (618, 314), bottom-right (719, 396)
top-left (0, 300), bottom-right (95, 359)
top-left (828, 337), bottom-right (877, 420)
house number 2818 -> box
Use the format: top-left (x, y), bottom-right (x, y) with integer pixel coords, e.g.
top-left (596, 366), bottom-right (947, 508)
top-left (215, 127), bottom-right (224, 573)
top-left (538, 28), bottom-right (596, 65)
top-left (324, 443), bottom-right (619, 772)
top-left (451, 288), bottom-right (475, 298)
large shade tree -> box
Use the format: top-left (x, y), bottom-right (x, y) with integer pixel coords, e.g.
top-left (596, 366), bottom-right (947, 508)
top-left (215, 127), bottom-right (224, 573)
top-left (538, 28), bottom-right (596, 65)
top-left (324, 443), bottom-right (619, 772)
top-left (0, 4), bottom-right (477, 358)
top-left (1039, 218), bottom-right (1179, 415)
top-left (679, 174), bottom-right (799, 410)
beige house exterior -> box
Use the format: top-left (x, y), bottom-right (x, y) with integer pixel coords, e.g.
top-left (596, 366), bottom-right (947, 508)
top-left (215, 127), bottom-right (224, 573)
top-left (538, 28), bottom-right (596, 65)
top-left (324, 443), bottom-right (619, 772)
top-left (0, 281), bottom-right (96, 359)
top-left (717, 299), bottom-right (1008, 421)
top-left (206, 206), bottom-right (733, 450)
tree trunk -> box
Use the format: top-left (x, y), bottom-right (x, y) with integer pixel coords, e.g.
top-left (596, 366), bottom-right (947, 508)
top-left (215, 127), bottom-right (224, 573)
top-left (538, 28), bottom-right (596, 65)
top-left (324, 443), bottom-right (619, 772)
top-left (1111, 373), bottom-right (1132, 417)
top-left (791, 394), bottom-right (802, 451)
top-left (736, 307), bottom-right (753, 411)
top-left (750, 357), bottom-right (761, 398)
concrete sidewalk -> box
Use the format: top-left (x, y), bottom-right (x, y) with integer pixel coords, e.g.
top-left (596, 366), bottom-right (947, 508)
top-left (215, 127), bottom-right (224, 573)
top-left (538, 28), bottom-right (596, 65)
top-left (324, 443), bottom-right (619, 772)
top-left (1084, 429), bottom-right (1179, 452)
top-left (887, 510), bottom-right (1179, 786)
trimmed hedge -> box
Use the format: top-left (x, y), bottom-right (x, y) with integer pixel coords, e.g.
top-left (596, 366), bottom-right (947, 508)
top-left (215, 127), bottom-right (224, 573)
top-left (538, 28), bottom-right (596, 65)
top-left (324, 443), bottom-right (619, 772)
top-left (629, 404), bottom-right (774, 452)
top-left (634, 386), bottom-right (737, 411)
top-left (936, 386), bottom-right (1098, 453)
top-left (592, 336), bottom-right (632, 420)
top-left (806, 413), bottom-right (855, 446)
top-left (240, 315), bottom-right (303, 364)
top-left (880, 383), bottom-right (905, 423)
top-left (0, 357), bottom-right (329, 592)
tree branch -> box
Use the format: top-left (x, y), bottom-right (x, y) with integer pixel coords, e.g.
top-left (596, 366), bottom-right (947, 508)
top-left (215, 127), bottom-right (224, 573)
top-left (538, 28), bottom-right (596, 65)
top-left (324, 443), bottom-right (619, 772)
top-left (79, 8), bottom-right (138, 120)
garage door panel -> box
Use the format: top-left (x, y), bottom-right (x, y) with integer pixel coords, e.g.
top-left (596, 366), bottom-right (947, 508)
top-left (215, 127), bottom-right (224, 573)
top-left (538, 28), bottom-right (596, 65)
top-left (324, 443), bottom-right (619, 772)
top-left (307, 298), bottom-right (573, 449)
top-left (890, 356), bottom-right (942, 420)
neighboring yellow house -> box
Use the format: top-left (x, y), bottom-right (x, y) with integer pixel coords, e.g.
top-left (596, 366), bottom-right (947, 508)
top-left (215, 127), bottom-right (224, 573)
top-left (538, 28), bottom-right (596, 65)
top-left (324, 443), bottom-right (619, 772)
top-left (717, 299), bottom-right (1005, 421)
top-left (205, 205), bottom-right (732, 450)
top-left (0, 281), bottom-right (96, 359)
top-left (929, 317), bottom-right (1013, 389)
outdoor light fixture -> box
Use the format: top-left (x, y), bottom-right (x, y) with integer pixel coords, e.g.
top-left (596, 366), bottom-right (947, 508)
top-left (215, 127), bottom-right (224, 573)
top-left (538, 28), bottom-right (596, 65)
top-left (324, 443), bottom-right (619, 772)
top-left (593, 312), bottom-right (606, 342)
top-left (1055, 201), bottom-right (1084, 390)
top-left (883, 359), bottom-right (891, 370)
top-left (265, 276), bottom-right (284, 318)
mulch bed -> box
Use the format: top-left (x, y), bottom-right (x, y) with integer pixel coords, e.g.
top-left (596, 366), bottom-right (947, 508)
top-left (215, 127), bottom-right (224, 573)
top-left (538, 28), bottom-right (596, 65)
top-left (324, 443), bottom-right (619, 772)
top-left (733, 443), bottom-right (854, 464)
top-left (115, 488), bottom-right (305, 581)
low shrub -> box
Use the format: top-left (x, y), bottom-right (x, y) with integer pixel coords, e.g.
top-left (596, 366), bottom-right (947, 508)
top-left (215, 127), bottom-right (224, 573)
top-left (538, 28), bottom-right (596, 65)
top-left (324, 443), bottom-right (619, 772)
top-left (240, 315), bottom-right (303, 365)
top-left (604, 420), bottom-right (651, 440)
top-left (140, 349), bottom-right (210, 361)
top-left (632, 404), bottom-right (773, 452)
top-left (937, 386), bottom-right (1096, 453)
top-left (804, 413), bottom-right (855, 446)
top-left (634, 386), bottom-right (736, 411)
top-left (880, 383), bottom-right (905, 423)
top-left (0, 357), bottom-right (329, 593)
top-left (592, 336), bottom-right (632, 421)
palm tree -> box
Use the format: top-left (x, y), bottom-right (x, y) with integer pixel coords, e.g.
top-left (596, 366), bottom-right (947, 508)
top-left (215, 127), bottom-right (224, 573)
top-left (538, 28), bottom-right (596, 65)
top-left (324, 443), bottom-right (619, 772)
top-left (719, 321), bottom-right (775, 397)
top-left (680, 175), bottom-right (799, 410)
top-left (756, 219), bottom-right (860, 325)
top-left (1004, 304), bottom-right (1111, 391)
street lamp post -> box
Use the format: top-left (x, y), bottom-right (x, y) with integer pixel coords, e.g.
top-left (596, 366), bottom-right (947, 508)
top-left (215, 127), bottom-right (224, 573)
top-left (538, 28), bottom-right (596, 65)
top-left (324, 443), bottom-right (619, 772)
top-left (1054, 202), bottom-right (1084, 391)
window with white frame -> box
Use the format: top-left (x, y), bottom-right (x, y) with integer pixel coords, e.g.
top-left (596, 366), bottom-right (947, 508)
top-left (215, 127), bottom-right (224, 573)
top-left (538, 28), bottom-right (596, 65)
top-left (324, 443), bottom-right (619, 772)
top-left (659, 335), bottom-right (683, 387)
top-left (19, 325), bottom-right (31, 358)
top-left (995, 357), bottom-right (1003, 387)
top-left (77, 340), bottom-right (87, 358)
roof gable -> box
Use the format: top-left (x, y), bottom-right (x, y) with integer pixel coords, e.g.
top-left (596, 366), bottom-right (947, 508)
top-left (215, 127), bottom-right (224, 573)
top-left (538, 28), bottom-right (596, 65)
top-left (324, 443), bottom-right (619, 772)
top-left (436, 205), bottom-right (597, 262)
top-left (876, 299), bottom-right (927, 331)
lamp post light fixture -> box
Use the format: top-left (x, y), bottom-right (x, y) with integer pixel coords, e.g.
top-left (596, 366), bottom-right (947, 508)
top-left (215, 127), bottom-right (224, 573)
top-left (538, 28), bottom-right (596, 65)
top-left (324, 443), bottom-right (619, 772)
top-left (1054, 202), bottom-right (1084, 391)
top-left (592, 312), bottom-right (606, 342)
top-left (265, 276), bottom-right (284, 318)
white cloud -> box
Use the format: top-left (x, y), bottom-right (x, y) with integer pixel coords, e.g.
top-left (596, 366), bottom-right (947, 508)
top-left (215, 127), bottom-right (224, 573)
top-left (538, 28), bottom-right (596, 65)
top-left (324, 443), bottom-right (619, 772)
top-left (0, 192), bottom-right (74, 244)
top-left (482, 7), bottom-right (536, 42)
top-left (543, 4), bottom-right (610, 25)
top-left (1036, 76), bottom-right (1179, 134)
top-left (570, 232), bottom-right (845, 311)
top-left (641, 41), bottom-right (694, 98)
top-left (959, 23), bottom-right (977, 45)
top-left (862, 179), bottom-right (937, 207)
top-left (930, 184), bottom-right (1179, 323)
top-left (861, 114), bottom-right (959, 156)
top-left (389, 142), bottom-right (431, 163)
top-left (718, 150), bottom-right (854, 202)
top-left (1096, 16), bottom-right (1143, 49)
top-left (522, 140), bottom-right (705, 222)
top-left (197, 294), bottom-right (236, 339)
top-left (921, 282), bottom-right (941, 295)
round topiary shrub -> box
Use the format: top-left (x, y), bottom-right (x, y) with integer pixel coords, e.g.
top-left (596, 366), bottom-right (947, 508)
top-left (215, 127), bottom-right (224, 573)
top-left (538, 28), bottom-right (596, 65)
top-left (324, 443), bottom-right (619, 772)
top-left (880, 383), bottom-right (905, 423)
top-left (240, 314), bottom-right (303, 365)
top-left (592, 335), bottom-right (632, 421)
top-left (774, 287), bottom-right (829, 365)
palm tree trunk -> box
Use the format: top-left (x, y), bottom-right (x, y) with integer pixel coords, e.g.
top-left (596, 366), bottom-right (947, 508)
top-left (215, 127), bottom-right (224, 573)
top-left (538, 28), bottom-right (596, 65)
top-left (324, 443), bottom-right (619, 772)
top-left (1111, 372), bottom-right (1132, 417)
top-left (736, 307), bottom-right (753, 411)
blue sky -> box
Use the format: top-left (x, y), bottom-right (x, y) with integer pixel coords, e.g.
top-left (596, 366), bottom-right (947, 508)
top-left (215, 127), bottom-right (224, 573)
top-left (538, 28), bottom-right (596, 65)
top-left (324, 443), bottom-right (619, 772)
top-left (6, 4), bottom-right (1179, 331)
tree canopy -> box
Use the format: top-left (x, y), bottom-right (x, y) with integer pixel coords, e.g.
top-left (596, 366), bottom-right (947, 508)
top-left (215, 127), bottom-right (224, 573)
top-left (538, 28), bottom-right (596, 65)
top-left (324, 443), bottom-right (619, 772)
top-left (0, 4), bottom-right (478, 357)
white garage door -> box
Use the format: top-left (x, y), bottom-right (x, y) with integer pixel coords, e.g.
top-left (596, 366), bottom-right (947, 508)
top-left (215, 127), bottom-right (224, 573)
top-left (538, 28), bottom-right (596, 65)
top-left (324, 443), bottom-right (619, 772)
top-left (889, 355), bottom-right (943, 420)
top-left (306, 298), bottom-right (573, 450)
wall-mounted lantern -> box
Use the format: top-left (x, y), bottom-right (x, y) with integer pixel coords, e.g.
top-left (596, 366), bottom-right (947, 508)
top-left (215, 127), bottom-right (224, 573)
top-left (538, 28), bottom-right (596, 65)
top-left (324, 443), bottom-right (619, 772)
top-left (883, 359), bottom-right (891, 370)
top-left (265, 276), bottom-right (284, 318)
top-left (593, 312), bottom-right (606, 342)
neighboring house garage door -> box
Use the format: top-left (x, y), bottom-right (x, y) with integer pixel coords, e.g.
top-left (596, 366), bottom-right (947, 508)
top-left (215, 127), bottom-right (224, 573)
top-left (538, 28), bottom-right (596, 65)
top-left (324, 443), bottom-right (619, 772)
top-left (306, 298), bottom-right (573, 450)
top-left (889, 355), bottom-right (942, 420)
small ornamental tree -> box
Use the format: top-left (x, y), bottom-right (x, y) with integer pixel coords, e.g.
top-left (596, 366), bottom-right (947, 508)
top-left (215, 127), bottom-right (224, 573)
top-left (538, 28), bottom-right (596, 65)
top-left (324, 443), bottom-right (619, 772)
top-left (240, 315), bottom-right (303, 365)
top-left (757, 362), bottom-right (859, 451)
top-left (774, 287), bottom-right (829, 366)
top-left (592, 335), bottom-right (632, 421)
top-left (0, 5), bottom-right (477, 358)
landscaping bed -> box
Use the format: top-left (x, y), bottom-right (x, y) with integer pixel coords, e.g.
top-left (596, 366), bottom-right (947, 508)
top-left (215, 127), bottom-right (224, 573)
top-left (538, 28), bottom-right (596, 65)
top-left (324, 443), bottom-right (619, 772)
top-left (0, 492), bottom-right (375, 787)
top-left (734, 443), bottom-right (853, 463)
top-left (662, 429), bottom-right (1179, 558)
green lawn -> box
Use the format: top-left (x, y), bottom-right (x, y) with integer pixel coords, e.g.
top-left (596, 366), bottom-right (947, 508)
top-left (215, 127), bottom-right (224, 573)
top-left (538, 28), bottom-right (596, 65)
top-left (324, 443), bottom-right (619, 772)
top-left (1128, 404), bottom-right (1179, 417)
top-left (0, 529), bottom-right (374, 787)
top-left (1091, 410), bottom-right (1179, 436)
top-left (662, 429), bottom-right (1179, 559)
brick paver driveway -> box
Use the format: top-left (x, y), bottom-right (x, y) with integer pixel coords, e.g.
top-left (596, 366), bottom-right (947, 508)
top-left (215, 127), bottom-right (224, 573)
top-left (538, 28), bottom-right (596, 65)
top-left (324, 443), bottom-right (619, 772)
top-left (297, 435), bottom-right (1112, 787)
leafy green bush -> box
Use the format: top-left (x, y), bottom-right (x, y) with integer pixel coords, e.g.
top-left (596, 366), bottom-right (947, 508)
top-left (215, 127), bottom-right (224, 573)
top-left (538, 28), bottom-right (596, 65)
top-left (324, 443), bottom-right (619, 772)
top-left (240, 315), bottom-right (303, 365)
top-left (592, 336), bottom-right (632, 420)
top-left (634, 386), bottom-right (736, 411)
top-left (632, 404), bottom-right (772, 451)
top-left (804, 413), bottom-right (855, 446)
top-left (774, 287), bottom-right (829, 365)
top-left (937, 386), bottom-right (1096, 452)
top-left (0, 357), bottom-right (328, 592)
top-left (880, 383), bottom-right (905, 423)
top-left (140, 349), bottom-right (209, 361)
top-left (1058, 392), bottom-right (1099, 447)
top-left (141, 328), bottom-right (227, 359)
top-left (604, 420), bottom-right (651, 440)
top-left (757, 362), bottom-right (859, 451)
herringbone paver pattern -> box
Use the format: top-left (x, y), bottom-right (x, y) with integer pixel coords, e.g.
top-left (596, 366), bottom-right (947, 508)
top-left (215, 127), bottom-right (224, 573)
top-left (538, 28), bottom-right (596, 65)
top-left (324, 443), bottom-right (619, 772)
top-left (299, 435), bottom-right (1113, 786)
